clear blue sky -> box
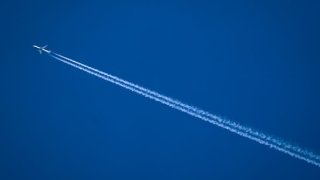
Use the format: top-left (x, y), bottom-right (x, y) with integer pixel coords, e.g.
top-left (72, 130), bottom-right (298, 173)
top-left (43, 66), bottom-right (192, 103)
top-left (1, 0), bottom-right (320, 179)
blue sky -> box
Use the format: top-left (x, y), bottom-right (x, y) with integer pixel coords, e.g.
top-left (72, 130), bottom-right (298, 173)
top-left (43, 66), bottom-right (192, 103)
top-left (1, 0), bottom-right (320, 179)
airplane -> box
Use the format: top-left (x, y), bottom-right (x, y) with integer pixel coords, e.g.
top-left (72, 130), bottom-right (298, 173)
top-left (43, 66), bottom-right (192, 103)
top-left (33, 45), bottom-right (51, 54)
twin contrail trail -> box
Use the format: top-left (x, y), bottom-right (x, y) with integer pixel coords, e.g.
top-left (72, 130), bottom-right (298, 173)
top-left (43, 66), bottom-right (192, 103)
top-left (41, 49), bottom-right (320, 168)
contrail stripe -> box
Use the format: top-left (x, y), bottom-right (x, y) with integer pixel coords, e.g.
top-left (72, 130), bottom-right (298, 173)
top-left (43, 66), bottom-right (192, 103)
top-left (51, 52), bottom-right (320, 162)
top-left (48, 53), bottom-right (320, 167)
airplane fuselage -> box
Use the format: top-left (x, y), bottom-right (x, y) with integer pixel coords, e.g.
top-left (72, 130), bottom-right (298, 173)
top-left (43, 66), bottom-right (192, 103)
top-left (33, 45), bottom-right (51, 54)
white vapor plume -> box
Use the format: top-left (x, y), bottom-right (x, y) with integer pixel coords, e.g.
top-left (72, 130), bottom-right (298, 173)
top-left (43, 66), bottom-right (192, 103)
top-left (47, 52), bottom-right (320, 168)
top-left (51, 53), bottom-right (320, 162)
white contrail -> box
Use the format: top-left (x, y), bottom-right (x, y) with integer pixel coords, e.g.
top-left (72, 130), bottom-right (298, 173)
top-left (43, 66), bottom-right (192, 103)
top-left (51, 52), bottom-right (320, 163)
top-left (48, 52), bottom-right (320, 167)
